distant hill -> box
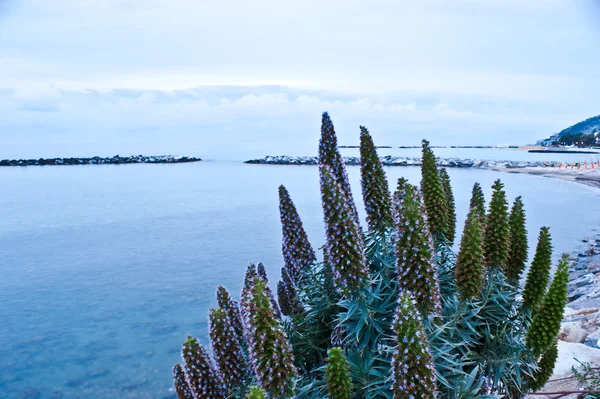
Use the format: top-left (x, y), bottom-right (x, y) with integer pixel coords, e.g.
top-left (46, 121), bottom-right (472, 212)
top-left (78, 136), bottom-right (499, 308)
top-left (558, 114), bottom-right (600, 136)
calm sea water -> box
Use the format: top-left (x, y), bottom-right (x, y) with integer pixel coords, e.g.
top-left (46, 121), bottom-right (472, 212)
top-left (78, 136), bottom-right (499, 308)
top-left (1, 159), bottom-right (600, 398)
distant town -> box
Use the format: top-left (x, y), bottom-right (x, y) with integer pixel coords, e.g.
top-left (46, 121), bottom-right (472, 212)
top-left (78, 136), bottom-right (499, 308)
top-left (536, 114), bottom-right (600, 148)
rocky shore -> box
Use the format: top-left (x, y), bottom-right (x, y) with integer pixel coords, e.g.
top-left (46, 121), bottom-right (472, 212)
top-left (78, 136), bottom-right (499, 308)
top-left (245, 155), bottom-right (555, 169)
top-left (530, 236), bottom-right (600, 397)
top-left (561, 238), bottom-right (600, 349)
top-left (0, 155), bottom-right (201, 167)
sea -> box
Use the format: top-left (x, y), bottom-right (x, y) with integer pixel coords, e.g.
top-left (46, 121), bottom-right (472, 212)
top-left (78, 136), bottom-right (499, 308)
top-left (1, 148), bottom-right (600, 398)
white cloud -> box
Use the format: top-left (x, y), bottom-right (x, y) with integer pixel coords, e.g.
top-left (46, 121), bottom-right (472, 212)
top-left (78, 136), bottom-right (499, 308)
top-left (434, 103), bottom-right (475, 118)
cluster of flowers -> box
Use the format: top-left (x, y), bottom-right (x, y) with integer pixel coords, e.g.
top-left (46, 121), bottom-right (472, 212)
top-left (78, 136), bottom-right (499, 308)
top-left (359, 126), bottom-right (394, 232)
top-left (216, 286), bottom-right (245, 347)
top-left (393, 178), bottom-right (441, 315)
top-left (320, 165), bottom-right (369, 296)
top-left (391, 292), bottom-right (438, 399)
top-left (319, 112), bottom-right (360, 226)
top-left (241, 267), bottom-right (297, 397)
top-left (420, 139), bottom-right (449, 238)
top-left (173, 272), bottom-right (298, 399)
top-left (277, 266), bottom-right (303, 317)
top-left (179, 335), bottom-right (226, 399)
top-left (277, 184), bottom-right (316, 316)
top-left (278, 185), bottom-right (317, 278)
top-left (208, 307), bottom-right (248, 391)
top-left (257, 263), bottom-right (282, 319)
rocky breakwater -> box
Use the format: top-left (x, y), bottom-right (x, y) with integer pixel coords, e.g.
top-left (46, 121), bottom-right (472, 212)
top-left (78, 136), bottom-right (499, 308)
top-left (0, 155), bottom-right (201, 167)
top-left (245, 155), bottom-right (547, 168)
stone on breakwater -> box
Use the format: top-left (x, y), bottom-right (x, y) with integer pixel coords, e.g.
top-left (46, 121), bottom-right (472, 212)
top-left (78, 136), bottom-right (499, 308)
top-left (244, 155), bottom-right (546, 169)
top-left (0, 155), bottom-right (201, 167)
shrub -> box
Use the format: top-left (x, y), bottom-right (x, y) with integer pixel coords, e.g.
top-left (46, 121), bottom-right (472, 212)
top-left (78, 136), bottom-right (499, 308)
top-left (172, 113), bottom-right (569, 399)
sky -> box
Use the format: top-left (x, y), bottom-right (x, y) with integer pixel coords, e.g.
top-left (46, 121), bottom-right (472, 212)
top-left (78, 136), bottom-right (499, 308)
top-left (1, 0), bottom-right (600, 159)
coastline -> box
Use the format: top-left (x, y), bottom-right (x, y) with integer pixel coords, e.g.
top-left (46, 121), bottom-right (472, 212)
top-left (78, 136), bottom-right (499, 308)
top-left (245, 155), bottom-right (600, 190)
top-left (490, 166), bottom-right (600, 189)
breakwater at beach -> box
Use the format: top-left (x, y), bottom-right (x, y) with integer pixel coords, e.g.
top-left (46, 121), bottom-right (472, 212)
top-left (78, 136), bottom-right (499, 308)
top-left (0, 155), bottom-right (201, 167)
top-left (245, 155), bottom-right (567, 168)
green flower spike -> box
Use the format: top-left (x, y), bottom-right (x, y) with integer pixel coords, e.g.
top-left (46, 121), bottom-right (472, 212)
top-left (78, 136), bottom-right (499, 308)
top-left (526, 254), bottom-right (569, 357)
top-left (359, 125), bottom-right (394, 233)
top-left (420, 139), bottom-right (448, 239)
top-left (528, 340), bottom-right (559, 391)
top-left (438, 168), bottom-right (456, 245)
top-left (506, 196), bottom-right (528, 285)
top-left (483, 179), bottom-right (510, 268)
top-left (469, 182), bottom-right (486, 225)
top-left (393, 179), bottom-right (440, 315)
top-left (455, 209), bottom-right (485, 301)
top-left (522, 227), bottom-right (553, 313)
top-left (325, 347), bottom-right (353, 399)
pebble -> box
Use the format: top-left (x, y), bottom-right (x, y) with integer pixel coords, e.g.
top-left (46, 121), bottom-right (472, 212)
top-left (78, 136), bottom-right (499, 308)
top-left (563, 327), bottom-right (591, 343)
top-left (585, 330), bottom-right (600, 349)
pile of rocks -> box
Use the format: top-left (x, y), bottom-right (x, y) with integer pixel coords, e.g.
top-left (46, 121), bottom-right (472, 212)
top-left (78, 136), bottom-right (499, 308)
top-left (561, 238), bottom-right (600, 349)
top-left (0, 155), bottom-right (202, 167)
top-left (245, 155), bottom-right (547, 169)
top-left (529, 242), bottom-right (600, 396)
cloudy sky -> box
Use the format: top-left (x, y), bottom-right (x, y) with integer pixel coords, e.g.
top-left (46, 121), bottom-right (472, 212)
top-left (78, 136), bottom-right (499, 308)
top-left (1, 0), bottom-right (600, 158)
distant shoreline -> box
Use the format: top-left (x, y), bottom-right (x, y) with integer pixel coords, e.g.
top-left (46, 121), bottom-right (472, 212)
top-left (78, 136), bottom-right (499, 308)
top-left (245, 155), bottom-right (600, 189)
top-left (495, 166), bottom-right (600, 189)
top-left (0, 155), bottom-right (202, 167)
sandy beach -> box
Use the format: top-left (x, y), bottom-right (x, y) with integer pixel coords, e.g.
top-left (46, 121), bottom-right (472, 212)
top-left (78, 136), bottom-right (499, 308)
top-left (488, 166), bottom-right (600, 189)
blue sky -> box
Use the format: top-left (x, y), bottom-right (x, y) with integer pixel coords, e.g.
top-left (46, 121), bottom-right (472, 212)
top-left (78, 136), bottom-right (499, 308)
top-left (1, 0), bottom-right (600, 158)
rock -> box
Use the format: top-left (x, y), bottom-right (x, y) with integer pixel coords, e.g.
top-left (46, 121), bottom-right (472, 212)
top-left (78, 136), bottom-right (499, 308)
top-left (563, 327), bottom-right (590, 343)
top-left (570, 273), bottom-right (596, 288)
top-left (559, 322), bottom-right (581, 340)
top-left (569, 286), bottom-right (590, 301)
top-left (585, 330), bottom-right (600, 349)
top-left (553, 341), bottom-right (600, 376)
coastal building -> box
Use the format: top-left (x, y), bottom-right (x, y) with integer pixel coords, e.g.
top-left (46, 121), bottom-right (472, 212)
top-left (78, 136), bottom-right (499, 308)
top-left (537, 134), bottom-right (560, 147)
